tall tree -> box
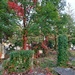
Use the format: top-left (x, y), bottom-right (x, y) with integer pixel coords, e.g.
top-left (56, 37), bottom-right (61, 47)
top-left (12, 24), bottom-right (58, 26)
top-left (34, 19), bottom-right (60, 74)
top-left (28, 0), bottom-right (66, 50)
top-left (7, 0), bottom-right (67, 50)
top-left (65, 3), bottom-right (75, 37)
top-left (29, 0), bottom-right (57, 35)
top-left (8, 0), bottom-right (37, 49)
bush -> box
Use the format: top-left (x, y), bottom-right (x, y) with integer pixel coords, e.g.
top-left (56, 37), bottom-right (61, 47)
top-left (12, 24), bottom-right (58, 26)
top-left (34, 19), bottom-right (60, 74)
top-left (57, 34), bottom-right (69, 67)
top-left (3, 50), bottom-right (34, 74)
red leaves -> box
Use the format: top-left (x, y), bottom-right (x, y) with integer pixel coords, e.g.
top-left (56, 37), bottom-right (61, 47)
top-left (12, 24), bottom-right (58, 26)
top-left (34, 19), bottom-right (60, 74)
top-left (7, 0), bottom-right (37, 17)
top-left (8, 1), bottom-right (24, 17)
top-left (8, 1), bottom-right (17, 9)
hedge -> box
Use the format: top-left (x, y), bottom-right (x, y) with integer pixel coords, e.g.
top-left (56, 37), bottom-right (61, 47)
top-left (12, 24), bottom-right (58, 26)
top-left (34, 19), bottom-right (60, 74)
top-left (3, 50), bottom-right (34, 74)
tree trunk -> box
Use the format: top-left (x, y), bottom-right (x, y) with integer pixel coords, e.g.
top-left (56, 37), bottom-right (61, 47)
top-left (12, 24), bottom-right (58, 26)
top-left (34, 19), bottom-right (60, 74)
top-left (22, 3), bottom-right (27, 50)
top-left (23, 35), bottom-right (27, 50)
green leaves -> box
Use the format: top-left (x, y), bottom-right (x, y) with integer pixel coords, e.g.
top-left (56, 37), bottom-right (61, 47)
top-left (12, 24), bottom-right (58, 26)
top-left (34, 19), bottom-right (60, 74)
top-left (0, 0), bottom-right (20, 39)
top-left (57, 34), bottom-right (69, 67)
top-left (3, 50), bottom-right (34, 73)
top-left (28, 0), bottom-right (60, 36)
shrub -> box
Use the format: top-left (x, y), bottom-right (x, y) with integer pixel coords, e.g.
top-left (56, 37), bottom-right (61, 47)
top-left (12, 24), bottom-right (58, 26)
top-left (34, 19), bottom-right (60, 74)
top-left (3, 50), bottom-right (34, 74)
top-left (57, 34), bottom-right (69, 67)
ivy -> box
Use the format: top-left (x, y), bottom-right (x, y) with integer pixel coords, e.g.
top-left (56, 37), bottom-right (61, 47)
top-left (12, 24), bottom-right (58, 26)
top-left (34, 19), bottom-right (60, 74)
top-left (57, 34), bottom-right (69, 67)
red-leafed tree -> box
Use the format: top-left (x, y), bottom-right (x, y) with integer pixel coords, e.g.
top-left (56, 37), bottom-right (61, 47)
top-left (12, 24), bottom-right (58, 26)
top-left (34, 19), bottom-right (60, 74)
top-left (8, 0), bottom-right (37, 50)
top-left (8, 1), bottom-right (24, 16)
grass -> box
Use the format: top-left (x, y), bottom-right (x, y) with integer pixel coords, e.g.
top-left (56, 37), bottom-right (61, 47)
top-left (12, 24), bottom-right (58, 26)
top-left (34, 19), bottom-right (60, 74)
top-left (71, 61), bottom-right (75, 66)
top-left (40, 58), bottom-right (56, 68)
top-left (69, 50), bottom-right (75, 57)
top-left (0, 71), bottom-right (2, 75)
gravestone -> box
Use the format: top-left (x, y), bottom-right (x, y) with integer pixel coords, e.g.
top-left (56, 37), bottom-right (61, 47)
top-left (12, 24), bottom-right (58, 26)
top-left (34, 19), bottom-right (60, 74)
top-left (70, 57), bottom-right (75, 61)
top-left (54, 67), bottom-right (75, 75)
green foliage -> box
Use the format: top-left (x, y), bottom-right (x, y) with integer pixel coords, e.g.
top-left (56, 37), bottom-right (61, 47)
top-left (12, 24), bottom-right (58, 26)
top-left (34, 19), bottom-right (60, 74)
top-left (14, 39), bottom-right (23, 46)
top-left (0, 0), bottom-right (20, 39)
top-left (3, 50), bottom-right (34, 73)
top-left (64, 14), bottom-right (75, 35)
top-left (70, 39), bottom-right (75, 45)
top-left (42, 0), bottom-right (66, 11)
top-left (57, 34), bottom-right (69, 67)
top-left (28, 0), bottom-right (66, 36)
top-left (0, 71), bottom-right (2, 75)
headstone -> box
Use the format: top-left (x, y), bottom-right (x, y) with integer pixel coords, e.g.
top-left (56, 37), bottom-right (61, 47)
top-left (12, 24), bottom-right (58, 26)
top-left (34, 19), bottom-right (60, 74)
top-left (54, 67), bottom-right (75, 75)
top-left (73, 46), bottom-right (75, 50)
top-left (70, 57), bottom-right (75, 61)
